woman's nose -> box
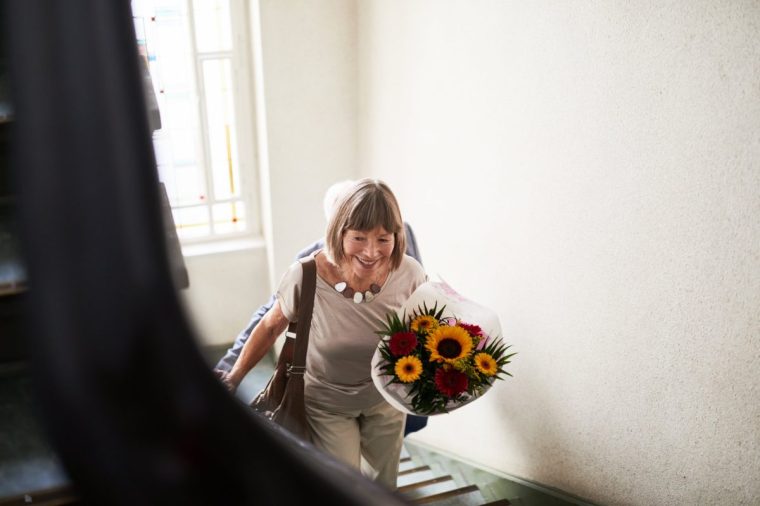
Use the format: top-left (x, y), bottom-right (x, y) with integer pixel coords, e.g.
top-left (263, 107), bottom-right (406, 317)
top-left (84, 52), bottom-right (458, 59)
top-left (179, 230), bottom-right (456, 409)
top-left (364, 240), bottom-right (379, 256)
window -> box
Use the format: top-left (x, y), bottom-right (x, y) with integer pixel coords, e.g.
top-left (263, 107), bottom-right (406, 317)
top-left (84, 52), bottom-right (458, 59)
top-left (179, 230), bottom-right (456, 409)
top-left (132, 0), bottom-right (259, 242)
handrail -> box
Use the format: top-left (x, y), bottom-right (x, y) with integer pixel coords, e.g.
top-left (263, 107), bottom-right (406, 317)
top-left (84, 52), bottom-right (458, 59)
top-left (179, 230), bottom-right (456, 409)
top-left (5, 1), bottom-right (408, 503)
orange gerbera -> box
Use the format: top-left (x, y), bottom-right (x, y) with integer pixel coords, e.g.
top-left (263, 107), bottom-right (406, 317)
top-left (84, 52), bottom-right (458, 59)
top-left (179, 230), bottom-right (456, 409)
top-left (474, 352), bottom-right (498, 376)
top-left (395, 356), bottom-right (423, 383)
top-left (411, 314), bottom-right (438, 335)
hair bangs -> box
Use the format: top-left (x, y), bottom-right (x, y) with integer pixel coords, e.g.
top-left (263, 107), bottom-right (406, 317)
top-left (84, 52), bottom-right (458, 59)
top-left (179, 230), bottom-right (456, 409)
top-left (345, 190), bottom-right (399, 234)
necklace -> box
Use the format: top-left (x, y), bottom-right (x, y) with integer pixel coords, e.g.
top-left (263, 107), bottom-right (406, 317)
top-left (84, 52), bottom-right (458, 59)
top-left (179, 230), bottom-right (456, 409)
top-left (334, 280), bottom-right (382, 303)
top-left (332, 263), bottom-right (386, 304)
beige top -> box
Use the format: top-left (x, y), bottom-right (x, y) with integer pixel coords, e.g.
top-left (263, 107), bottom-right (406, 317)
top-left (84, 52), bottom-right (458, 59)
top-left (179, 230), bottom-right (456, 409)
top-left (276, 252), bottom-right (426, 411)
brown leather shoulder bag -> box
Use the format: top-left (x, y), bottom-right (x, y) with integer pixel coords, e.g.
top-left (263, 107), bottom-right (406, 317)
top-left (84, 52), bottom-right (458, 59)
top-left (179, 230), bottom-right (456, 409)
top-left (249, 257), bottom-right (316, 440)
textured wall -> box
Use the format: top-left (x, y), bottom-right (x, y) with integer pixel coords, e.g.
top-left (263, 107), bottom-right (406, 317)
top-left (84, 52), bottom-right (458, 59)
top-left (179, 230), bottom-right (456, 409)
top-left (258, 0), bottom-right (360, 280)
top-left (357, 1), bottom-right (760, 504)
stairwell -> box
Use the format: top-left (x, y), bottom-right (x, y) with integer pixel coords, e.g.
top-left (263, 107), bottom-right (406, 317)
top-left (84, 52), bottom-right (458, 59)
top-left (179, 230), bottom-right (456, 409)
top-left (397, 447), bottom-right (510, 505)
top-left (397, 443), bottom-right (593, 506)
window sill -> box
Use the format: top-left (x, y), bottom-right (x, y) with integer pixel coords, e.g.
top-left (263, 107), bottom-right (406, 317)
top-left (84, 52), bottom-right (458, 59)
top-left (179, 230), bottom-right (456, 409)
top-left (181, 236), bottom-right (266, 258)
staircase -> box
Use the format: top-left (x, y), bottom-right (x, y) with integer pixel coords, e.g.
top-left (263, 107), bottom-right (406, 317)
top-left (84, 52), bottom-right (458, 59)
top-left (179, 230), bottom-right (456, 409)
top-left (397, 442), bottom-right (591, 506)
top-left (397, 446), bottom-right (510, 506)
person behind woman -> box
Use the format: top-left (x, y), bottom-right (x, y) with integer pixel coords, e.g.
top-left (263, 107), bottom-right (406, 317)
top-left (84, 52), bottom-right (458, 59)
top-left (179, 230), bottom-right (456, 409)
top-left (224, 179), bottom-right (426, 489)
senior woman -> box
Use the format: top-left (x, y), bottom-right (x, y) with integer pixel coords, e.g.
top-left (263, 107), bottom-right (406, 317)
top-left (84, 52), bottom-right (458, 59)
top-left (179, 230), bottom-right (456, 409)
top-left (225, 179), bottom-right (426, 489)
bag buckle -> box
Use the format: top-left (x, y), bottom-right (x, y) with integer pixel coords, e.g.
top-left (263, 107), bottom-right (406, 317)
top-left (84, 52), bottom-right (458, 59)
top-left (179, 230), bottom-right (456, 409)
top-left (287, 364), bottom-right (306, 376)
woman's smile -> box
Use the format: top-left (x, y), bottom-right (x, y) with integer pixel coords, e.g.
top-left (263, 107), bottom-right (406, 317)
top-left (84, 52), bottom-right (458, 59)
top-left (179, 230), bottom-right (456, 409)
top-left (343, 226), bottom-right (395, 280)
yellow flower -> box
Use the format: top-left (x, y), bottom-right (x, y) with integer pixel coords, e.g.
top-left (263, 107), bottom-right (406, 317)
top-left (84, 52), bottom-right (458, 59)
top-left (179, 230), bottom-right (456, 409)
top-left (395, 355), bottom-right (423, 383)
top-left (474, 352), bottom-right (498, 376)
top-left (426, 325), bottom-right (473, 364)
top-left (411, 315), bottom-right (439, 335)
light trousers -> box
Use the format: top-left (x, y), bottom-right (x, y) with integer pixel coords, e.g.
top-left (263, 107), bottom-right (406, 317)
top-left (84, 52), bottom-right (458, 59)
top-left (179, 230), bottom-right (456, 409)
top-left (305, 399), bottom-right (406, 490)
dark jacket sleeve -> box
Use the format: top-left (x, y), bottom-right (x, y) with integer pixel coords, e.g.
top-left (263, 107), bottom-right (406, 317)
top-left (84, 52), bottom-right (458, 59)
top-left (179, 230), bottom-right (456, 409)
top-left (214, 238), bottom-right (325, 372)
top-left (404, 222), bottom-right (423, 265)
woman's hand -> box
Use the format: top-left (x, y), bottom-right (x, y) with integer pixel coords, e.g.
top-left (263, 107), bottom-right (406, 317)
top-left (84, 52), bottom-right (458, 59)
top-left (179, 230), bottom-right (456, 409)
top-left (222, 301), bottom-right (290, 394)
top-left (214, 369), bottom-right (239, 393)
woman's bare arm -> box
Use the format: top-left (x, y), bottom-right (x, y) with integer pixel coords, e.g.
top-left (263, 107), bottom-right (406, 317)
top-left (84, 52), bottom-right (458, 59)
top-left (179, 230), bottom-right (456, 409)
top-left (224, 300), bottom-right (290, 392)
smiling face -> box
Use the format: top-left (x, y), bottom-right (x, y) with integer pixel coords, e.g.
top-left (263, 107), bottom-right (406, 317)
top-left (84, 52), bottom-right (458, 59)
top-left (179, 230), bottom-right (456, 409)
top-left (342, 226), bottom-right (395, 280)
top-left (325, 179), bottom-right (406, 271)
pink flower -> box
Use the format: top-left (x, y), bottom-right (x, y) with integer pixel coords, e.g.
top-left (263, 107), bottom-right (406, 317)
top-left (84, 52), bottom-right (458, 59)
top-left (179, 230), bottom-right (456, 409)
top-left (389, 331), bottom-right (418, 356)
top-left (457, 322), bottom-right (483, 337)
top-left (434, 367), bottom-right (468, 397)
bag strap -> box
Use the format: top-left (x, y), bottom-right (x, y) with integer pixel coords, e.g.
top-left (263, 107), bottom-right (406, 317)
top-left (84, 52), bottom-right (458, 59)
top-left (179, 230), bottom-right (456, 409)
top-left (286, 257), bottom-right (317, 376)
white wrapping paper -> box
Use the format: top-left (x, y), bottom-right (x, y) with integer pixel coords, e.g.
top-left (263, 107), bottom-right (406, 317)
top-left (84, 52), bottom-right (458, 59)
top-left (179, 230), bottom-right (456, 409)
top-left (370, 279), bottom-right (503, 415)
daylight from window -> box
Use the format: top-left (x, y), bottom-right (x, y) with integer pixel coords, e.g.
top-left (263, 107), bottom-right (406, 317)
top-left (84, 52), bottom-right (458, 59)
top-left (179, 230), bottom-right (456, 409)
top-left (132, 0), bottom-right (252, 241)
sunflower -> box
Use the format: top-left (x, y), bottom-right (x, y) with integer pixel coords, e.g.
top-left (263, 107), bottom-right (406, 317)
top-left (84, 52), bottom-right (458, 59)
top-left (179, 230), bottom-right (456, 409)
top-left (474, 352), bottom-right (498, 376)
top-left (411, 314), bottom-right (439, 335)
top-left (425, 325), bottom-right (473, 363)
top-left (395, 356), bottom-right (423, 383)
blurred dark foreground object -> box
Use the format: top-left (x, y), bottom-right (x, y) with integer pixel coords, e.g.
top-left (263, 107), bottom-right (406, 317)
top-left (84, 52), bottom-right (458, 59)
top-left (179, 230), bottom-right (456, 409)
top-left (4, 0), bottom-right (407, 504)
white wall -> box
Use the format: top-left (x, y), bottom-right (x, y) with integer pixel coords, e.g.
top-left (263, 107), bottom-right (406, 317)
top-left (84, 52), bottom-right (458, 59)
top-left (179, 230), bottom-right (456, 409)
top-left (181, 246), bottom-right (270, 346)
top-left (258, 0), bottom-right (359, 279)
top-left (182, 1), bottom-right (759, 503)
top-left (357, 2), bottom-right (760, 505)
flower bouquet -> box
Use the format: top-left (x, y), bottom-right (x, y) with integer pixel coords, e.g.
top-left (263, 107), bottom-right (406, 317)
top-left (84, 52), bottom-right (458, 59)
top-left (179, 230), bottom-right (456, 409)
top-left (371, 280), bottom-right (515, 415)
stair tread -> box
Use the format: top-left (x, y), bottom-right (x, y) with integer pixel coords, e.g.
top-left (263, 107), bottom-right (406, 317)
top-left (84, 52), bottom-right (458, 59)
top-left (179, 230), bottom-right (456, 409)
top-left (397, 468), bottom-right (437, 488)
top-left (399, 458), bottom-right (422, 473)
top-left (400, 475), bottom-right (459, 501)
top-left (398, 464), bottom-right (432, 476)
top-left (413, 484), bottom-right (485, 505)
top-left (398, 475), bottom-right (456, 493)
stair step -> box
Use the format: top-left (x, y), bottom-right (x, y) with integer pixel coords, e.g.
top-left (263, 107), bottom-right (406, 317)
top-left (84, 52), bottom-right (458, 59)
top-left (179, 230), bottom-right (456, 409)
top-left (481, 500), bottom-right (512, 505)
top-left (398, 475), bottom-right (457, 494)
top-left (397, 466), bottom-right (436, 487)
top-left (399, 458), bottom-right (422, 473)
top-left (398, 465), bottom-right (432, 477)
top-left (413, 484), bottom-right (485, 505)
top-left (399, 475), bottom-right (459, 501)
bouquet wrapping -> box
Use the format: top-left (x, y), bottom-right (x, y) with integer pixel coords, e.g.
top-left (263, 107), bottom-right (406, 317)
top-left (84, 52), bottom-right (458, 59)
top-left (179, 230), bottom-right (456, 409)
top-left (371, 280), bottom-right (515, 415)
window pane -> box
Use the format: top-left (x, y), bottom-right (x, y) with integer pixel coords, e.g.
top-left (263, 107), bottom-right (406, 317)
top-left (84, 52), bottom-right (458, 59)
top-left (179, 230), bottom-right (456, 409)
top-left (153, 130), bottom-right (206, 207)
top-left (173, 205), bottom-right (210, 240)
top-left (192, 0), bottom-right (232, 52)
top-left (150, 3), bottom-right (195, 90)
top-left (133, 0), bottom-right (208, 210)
top-left (202, 58), bottom-right (240, 202)
top-left (212, 201), bottom-right (246, 234)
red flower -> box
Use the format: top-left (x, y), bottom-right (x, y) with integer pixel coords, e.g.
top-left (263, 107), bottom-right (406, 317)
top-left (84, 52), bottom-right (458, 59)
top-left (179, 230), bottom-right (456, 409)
top-left (458, 322), bottom-right (483, 337)
top-left (389, 331), bottom-right (418, 356)
top-left (434, 368), bottom-right (468, 397)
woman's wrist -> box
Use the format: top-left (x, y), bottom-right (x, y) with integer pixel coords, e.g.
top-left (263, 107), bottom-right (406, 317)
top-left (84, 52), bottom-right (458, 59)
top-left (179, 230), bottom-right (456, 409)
top-left (225, 369), bottom-right (243, 391)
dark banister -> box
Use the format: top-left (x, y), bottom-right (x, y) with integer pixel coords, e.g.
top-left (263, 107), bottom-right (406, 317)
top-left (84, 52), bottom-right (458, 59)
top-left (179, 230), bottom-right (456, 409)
top-left (4, 1), bottom-right (408, 504)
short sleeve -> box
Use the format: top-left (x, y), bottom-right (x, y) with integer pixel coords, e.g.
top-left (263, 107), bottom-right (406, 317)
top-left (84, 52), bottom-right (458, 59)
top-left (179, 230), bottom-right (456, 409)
top-left (401, 254), bottom-right (427, 293)
top-left (275, 261), bottom-right (303, 322)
